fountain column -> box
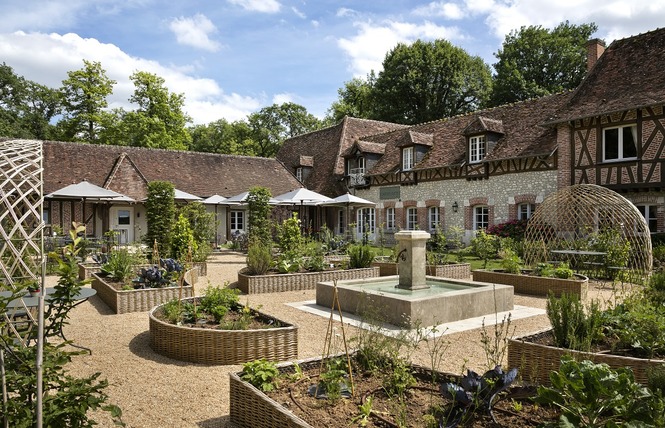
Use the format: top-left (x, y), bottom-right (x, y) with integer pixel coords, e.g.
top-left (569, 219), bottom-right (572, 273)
top-left (395, 230), bottom-right (431, 290)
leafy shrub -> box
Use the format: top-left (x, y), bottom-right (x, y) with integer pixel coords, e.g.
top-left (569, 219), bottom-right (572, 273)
top-left (199, 286), bottom-right (240, 323)
top-left (546, 292), bottom-right (603, 351)
top-left (162, 298), bottom-right (183, 324)
top-left (347, 244), bottom-right (375, 268)
top-left (537, 357), bottom-right (665, 427)
top-left (653, 245), bottom-right (665, 271)
top-left (498, 248), bottom-right (522, 274)
top-left (470, 230), bottom-right (499, 268)
top-left (646, 271), bottom-right (665, 305)
top-left (101, 248), bottom-right (144, 282)
top-left (277, 213), bottom-right (304, 257)
top-left (534, 262), bottom-right (574, 279)
top-left (145, 180), bottom-right (175, 257)
top-left (382, 360), bottom-right (415, 397)
top-left (592, 227), bottom-right (631, 272)
top-left (486, 219), bottom-right (529, 241)
top-left (603, 299), bottom-right (665, 358)
top-left (171, 213), bottom-right (197, 261)
top-left (426, 226), bottom-right (448, 264)
top-left (647, 365), bottom-right (665, 396)
top-left (179, 201), bottom-right (215, 261)
top-left (247, 186), bottom-right (273, 247)
top-left (303, 242), bottom-right (326, 272)
top-left (241, 359), bottom-right (280, 392)
top-left (246, 243), bottom-right (272, 275)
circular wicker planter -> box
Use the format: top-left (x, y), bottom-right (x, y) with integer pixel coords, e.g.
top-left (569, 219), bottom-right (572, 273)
top-left (149, 298), bottom-right (298, 365)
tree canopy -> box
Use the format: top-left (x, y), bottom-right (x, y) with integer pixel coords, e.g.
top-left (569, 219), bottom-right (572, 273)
top-left (490, 21), bottom-right (598, 106)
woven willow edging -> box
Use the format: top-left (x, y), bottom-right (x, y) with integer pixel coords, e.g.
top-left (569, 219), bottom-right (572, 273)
top-left (237, 266), bottom-right (380, 294)
top-left (472, 270), bottom-right (588, 297)
top-left (229, 354), bottom-right (453, 428)
top-left (149, 298), bottom-right (297, 365)
top-left (371, 262), bottom-right (471, 279)
top-left (91, 267), bottom-right (197, 314)
top-left (78, 262), bottom-right (101, 280)
top-left (508, 330), bottom-right (665, 386)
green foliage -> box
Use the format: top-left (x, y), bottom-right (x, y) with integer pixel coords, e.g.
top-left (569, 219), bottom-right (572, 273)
top-left (647, 365), bottom-right (665, 396)
top-left (246, 242), bottom-right (273, 275)
top-left (241, 359), bottom-right (280, 392)
top-left (145, 181), bottom-right (176, 257)
top-left (247, 186), bottom-right (273, 247)
top-left (326, 76), bottom-right (375, 123)
top-left (646, 271), bottom-right (665, 305)
top-left (592, 227), bottom-right (631, 272)
top-left (303, 241), bottom-right (326, 272)
top-left (534, 262), bottom-right (574, 279)
top-left (486, 219), bottom-right (529, 241)
top-left (178, 201), bottom-right (215, 262)
top-left (546, 292), bottom-right (603, 351)
top-left (371, 39), bottom-right (492, 125)
top-left (426, 226), bottom-right (448, 265)
top-left (470, 230), bottom-right (499, 268)
top-left (171, 213), bottom-right (197, 261)
top-left (276, 213), bottom-right (304, 257)
top-left (199, 286), bottom-right (240, 323)
top-left (59, 59), bottom-right (116, 143)
top-left (491, 21), bottom-right (598, 106)
top-left (161, 298), bottom-right (184, 324)
top-left (652, 244), bottom-right (665, 271)
top-left (603, 299), bottom-right (665, 359)
top-left (498, 248), bottom-right (522, 274)
top-left (382, 360), bottom-right (416, 397)
top-left (100, 248), bottom-right (145, 282)
top-left (350, 395), bottom-right (373, 427)
top-left (537, 357), bottom-right (664, 427)
top-left (347, 244), bottom-right (375, 268)
top-left (187, 118), bottom-right (257, 155)
top-left (319, 356), bottom-right (349, 401)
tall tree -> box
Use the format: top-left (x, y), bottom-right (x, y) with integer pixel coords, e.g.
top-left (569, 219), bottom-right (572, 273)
top-left (0, 63), bottom-right (60, 139)
top-left (247, 102), bottom-right (322, 157)
top-left (490, 21), bottom-right (598, 106)
top-left (370, 39), bottom-right (492, 124)
top-left (59, 60), bottom-right (116, 142)
top-left (122, 71), bottom-right (192, 150)
top-left (325, 75), bottom-right (375, 123)
top-left (188, 119), bottom-right (256, 155)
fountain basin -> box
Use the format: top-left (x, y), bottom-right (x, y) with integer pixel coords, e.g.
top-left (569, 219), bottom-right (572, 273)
top-left (316, 275), bottom-right (514, 328)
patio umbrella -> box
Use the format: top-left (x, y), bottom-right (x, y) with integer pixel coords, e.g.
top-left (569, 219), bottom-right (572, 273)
top-left (225, 191), bottom-right (282, 205)
top-left (203, 195), bottom-right (228, 247)
top-left (273, 188), bottom-right (333, 205)
top-left (317, 193), bottom-right (375, 236)
top-left (174, 189), bottom-right (203, 202)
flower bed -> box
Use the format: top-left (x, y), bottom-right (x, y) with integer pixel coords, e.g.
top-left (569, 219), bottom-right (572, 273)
top-left (508, 329), bottom-right (665, 386)
top-left (91, 267), bottom-right (198, 314)
top-left (236, 266), bottom-right (380, 294)
top-left (472, 269), bottom-right (588, 297)
top-left (370, 261), bottom-right (471, 279)
top-left (149, 298), bottom-right (298, 365)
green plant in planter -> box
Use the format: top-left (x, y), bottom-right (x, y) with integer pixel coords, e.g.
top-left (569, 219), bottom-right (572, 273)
top-left (199, 285), bottom-right (240, 323)
top-left (246, 242), bottom-right (272, 275)
top-left (241, 359), bottom-right (280, 392)
top-left (498, 248), bottom-right (522, 274)
top-left (470, 230), bottom-right (499, 268)
top-left (537, 357), bottom-right (665, 427)
top-left (100, 248), bottom-right (145, 282)
top-left (347, 244), bottom-right (375, 268)
top-left (171, 213), bottom-right (197, 261)
top-left (546, 292), bottom-right (603, 351)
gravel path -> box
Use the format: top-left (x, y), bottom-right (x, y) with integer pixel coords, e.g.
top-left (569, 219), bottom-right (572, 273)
top-left (57, 250), bottom-right (619, 427)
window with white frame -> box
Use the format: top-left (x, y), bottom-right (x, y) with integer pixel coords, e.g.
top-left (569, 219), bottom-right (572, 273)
top-left (469, 135), bottom-right (486, 163)
top-left (357, 156), bottom-right (365, 173)
top-left (603, 125), bottom-right (637, 161)
top-left (295, 167), bottom-right (303, 182)
top-left (356, 208), bottom-right (375, 235)
top-left (406, 207), bottom-right (418, 230)
top-left (230, 210), bottom-right (245, 232)
top-left (385, 207), bottom-right (395, 230)
top-left (636, 204), bottom-right (658, 233)
top-left (402, 147), bottom-right (414, 171)
top-left (428, 206), bottom-right (440, 232)
top-left (473, 205), bottom-right (489, 230)
top-left (338, 209), bottom-right (345, 234)
top-left (517, 203), bottom-right (535, 220)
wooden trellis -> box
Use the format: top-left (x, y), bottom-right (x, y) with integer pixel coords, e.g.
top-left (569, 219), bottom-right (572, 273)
top-left (523, 184), bottom-right (652, 283)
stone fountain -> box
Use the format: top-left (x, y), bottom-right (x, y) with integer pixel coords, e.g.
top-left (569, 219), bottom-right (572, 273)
top-left (316, 230), bottom-right (514, 328)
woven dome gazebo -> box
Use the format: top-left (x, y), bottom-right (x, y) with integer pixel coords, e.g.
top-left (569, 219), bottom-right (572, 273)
top-left (523, 184), bottom-right (652, 283)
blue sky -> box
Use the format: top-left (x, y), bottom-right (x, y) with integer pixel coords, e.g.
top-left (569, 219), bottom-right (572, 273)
top-left (1, 1), bottom-right (664, 125)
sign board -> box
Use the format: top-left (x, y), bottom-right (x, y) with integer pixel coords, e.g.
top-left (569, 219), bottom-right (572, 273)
top-left (379, 186), bottom-right (400, 200)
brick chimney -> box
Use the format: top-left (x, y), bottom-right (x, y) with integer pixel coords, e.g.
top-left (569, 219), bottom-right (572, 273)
top-left (586, 38), bottom-right (606, 72)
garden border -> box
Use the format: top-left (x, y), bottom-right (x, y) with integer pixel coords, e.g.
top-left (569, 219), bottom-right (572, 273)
top-left (149, 297), bottom-right (298, 365)
top-left (371, 261), bottom-right (471, 279)
top-left (236, 266), bottom-right (380, 294)
top-left (472, 270), bottom-right (588, 297)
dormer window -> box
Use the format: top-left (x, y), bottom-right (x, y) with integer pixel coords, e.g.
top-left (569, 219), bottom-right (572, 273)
top-left (402, 147), bottom-right (414, 171)
top-left (603, 125), bottom-right (637, 162)
top-left (295, 167), bottom-right (303, 182)
top-left (357, 156), bottom-right (365, 173)
top-left (469, 135), bottom-right (486, 163)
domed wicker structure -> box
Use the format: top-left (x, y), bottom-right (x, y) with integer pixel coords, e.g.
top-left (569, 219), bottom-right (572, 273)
top-left (523, 184), bottom-right (652, 282)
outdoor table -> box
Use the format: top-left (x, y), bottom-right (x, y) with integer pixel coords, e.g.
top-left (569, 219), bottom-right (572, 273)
top-left (1, 287), bottom-right (97, 353)
top-left (550, 250), bottom-right (607, 275)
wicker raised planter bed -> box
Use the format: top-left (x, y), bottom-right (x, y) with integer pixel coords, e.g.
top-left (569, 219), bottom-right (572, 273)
top-left (78, 262), bottom-right (101, 280)
top-left (149, 298), bottom-right (298, 365)
top-left (472, 269), bottom-right (588, 297)
top-left (237, 266), bottom-right (380, 294)
top-left (371, 261), bottom-right (471, 279)
top-left (91, 267), bottom-right (198, 314)
top-left (508, 329), bottom-right (665, 385)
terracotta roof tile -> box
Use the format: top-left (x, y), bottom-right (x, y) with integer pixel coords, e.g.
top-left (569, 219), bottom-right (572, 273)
top-left (298, 155), bottom-right (314, 167)
top-left (42, 140), bottom-right (301, 199)
top-left (548, 27), bottom-right (665, 124)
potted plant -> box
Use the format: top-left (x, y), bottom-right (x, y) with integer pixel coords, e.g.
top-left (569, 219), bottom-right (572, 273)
top-left (27, 282), bottom-right (41, 297)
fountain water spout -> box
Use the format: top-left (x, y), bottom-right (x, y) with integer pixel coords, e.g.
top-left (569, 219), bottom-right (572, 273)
top-left (395, 230), bottom-right (431, 290)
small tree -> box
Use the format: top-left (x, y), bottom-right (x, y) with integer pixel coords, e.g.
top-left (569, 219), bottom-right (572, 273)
top-left (171, 213), bottom-right (197, 261)
top-left (247, 186), bottom-right (273, 247)
top-left (145, 181), bottom-right (175, 258)
top-left (179, 201), bottom-right (215, 262)
top-left (471, 229), bottom-right (499, 268)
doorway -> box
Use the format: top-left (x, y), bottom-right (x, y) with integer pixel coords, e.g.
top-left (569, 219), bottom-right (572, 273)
top-left (110, 206), bottom-right (134, 244)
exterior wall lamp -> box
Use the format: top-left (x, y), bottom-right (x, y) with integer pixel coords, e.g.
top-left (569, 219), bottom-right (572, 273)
top-left (452, 201), bottom-right (459, 213)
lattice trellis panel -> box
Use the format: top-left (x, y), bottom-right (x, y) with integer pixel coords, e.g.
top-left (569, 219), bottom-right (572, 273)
top-left (1, 139), bottom-right (43, 346)
top-left (523, 184), bottom-right (652, 283)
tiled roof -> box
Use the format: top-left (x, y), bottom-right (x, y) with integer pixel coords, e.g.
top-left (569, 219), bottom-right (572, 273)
top-left (547, 27), bottom-right (665, 124)
top-left (463, 116), bottom-right (504, 135)
top-left (366, 92), bottom-right (572, 175)
top-left (298, 155), bottom-right (314, 167)
top-left (396, 131), bottom-right (434, 147)
top-left (276, 117), bottom-right (408, 196)
top-left (41, 140), bottom-right (301, 198)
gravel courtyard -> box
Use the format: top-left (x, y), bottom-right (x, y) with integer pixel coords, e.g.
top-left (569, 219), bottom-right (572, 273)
top-left (56, 250), bottom-right (618, 427)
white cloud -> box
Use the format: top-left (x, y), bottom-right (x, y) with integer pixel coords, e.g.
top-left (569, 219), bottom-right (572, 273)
top-left (413, 2), bottom-right (466, 20)
top-left (227, 0), bottom-right (281, 13)
top-left (464, 0), bottom-right (496, 15)
top-left (272, 93), bottom-right (294, 105)
top-left (0, 31), bottom-right (261, 124)
top-left (336, 8), bottom-right (357, 18)
top-left (169, 14), bottom-right (220, 52)
top-left (337, 20), bottom-right (463, 76)
top-left (291, 7), bottom-right (306, 19)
